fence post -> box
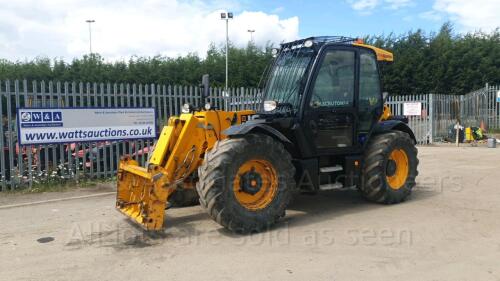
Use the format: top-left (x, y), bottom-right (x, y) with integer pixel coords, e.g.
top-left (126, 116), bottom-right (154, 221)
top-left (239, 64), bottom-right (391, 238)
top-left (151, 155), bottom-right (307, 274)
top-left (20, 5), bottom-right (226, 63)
top-left (429, 93), bottom-right (434, 144)
top-left (6, 80), bottom-right (15, 189)
top-left (0, 81), bottom-right (5, 191)
top-left (23, 80), bottom-right (33, 189)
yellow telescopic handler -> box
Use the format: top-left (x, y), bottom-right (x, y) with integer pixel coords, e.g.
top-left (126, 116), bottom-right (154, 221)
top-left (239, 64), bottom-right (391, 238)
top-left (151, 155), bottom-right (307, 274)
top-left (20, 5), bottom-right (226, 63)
top-left (116, 37), bottom-right (419, 233)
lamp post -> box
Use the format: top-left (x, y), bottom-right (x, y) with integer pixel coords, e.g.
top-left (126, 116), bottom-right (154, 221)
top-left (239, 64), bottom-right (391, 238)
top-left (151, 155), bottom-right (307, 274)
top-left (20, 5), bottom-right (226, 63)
top-left (85, 19), bottom-right (95, 54)
top-left (220, 12), bottom-right (233, 95)
top-left (247, 29), bottom-right (255, 42)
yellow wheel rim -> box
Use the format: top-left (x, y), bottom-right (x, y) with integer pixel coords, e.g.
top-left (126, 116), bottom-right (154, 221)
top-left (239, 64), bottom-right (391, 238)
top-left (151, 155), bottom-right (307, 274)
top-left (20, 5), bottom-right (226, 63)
top-left (233, 159), bottom-right (278, 211)
top-left (386, 149), bottom-right (409, 190)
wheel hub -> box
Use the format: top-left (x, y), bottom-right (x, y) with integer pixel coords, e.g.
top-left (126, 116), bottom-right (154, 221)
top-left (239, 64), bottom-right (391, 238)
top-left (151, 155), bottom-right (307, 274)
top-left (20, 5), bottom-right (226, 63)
top-left (386, 159), bottom-right (397, 176)
top-left (239, 169), bottom-right (263, 195)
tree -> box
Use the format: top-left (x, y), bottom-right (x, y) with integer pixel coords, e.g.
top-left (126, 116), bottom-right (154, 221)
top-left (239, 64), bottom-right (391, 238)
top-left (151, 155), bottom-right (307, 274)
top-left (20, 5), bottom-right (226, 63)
top-left (1, 24), bottom-right (499, 95)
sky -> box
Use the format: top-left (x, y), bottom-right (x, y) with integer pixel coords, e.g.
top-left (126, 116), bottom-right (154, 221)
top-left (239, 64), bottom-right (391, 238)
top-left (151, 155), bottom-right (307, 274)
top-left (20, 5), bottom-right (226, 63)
top-left (0, 0), bottom-right (499, 61)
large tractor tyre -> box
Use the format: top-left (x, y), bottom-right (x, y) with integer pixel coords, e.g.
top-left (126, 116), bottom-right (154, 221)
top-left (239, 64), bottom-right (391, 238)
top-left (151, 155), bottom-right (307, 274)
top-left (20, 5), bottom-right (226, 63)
top-left (360, 130), bottom-right (418, 204)
top-left (196, 134), bottom-right (295, 233)
top-left (168, 188), bottom-right (200, 208)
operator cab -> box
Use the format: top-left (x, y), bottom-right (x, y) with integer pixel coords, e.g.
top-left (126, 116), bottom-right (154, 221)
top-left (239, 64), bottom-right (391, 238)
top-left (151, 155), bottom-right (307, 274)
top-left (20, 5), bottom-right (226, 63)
top-left (223, 36), bottom-right (414, 193)
top-left (254, 36), bottom-right (393, 158)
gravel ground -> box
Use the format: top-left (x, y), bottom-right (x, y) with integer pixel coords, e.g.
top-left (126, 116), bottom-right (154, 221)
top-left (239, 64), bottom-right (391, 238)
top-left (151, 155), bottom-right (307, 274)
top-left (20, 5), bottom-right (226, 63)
top-left (0, 145), bottom-right (499, 281)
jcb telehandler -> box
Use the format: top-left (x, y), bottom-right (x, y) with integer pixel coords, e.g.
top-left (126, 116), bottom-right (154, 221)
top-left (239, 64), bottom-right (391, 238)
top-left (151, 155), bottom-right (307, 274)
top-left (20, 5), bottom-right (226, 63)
top-left (116, 36), bottom-right (419, 233)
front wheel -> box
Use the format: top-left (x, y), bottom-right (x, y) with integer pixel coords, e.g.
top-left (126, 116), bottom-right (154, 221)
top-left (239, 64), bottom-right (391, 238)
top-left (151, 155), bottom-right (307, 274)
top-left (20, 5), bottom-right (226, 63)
top-left (360, 131), bottom-right (419, 204)
top-left (196, 134), bottom-right (295, 233)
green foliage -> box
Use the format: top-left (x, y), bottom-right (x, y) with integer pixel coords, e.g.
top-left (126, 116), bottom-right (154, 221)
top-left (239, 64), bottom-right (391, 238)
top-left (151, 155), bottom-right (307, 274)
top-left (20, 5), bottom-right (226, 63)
top-left (0, 43), bottom-right (273, 88)
top-left (1, 24), bottom-right (499, 95)
top-left (367, 23), bottom-right (500, 95)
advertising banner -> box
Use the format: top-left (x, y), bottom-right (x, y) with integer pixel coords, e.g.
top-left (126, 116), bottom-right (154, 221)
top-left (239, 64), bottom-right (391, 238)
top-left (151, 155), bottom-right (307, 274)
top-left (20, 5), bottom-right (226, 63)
top-left (17, 108), bottom-right (156, 145)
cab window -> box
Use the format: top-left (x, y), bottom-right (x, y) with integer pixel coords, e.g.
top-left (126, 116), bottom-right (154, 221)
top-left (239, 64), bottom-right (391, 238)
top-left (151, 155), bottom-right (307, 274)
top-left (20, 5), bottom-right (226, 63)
top-left (310, 50), bottom-right (355, 108)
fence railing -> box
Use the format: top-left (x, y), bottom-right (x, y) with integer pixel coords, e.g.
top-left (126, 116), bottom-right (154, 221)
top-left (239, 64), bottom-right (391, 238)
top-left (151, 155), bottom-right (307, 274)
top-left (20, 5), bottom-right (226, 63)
top-left (1, 80), bottom-right (498, 190)
top-left (386, 94), bottom-right (431, 145)
top-left (0, 80), bottom-right (261, 190)
top-left (460, 84), bottom-right (500, 130)
top-left (386, 84), bottom-right (499, 144)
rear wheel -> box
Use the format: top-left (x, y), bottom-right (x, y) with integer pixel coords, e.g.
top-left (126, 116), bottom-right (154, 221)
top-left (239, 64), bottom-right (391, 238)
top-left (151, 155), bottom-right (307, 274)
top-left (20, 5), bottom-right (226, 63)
top-left (360, 131), bottom-right (418, 204)
top-left (196, 134), bottom-right (295, 233)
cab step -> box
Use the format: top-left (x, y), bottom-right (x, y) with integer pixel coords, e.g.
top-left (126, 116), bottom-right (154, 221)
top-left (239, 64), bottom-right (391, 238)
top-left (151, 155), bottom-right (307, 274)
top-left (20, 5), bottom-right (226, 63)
top-left (320, 165), bottom-right (343, 173)
top-left (319, 182), bottom-right (343, 190)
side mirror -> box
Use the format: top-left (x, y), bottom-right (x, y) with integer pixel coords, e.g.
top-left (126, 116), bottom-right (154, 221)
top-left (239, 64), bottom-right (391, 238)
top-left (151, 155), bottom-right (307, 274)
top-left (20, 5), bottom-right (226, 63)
top-left (382, 92), bottom-right (389, 101)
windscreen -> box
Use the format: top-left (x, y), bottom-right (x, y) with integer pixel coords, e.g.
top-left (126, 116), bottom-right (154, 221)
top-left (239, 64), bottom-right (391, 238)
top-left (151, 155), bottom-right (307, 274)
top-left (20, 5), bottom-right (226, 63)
top-left (262, 47), bottom-right (314, 111)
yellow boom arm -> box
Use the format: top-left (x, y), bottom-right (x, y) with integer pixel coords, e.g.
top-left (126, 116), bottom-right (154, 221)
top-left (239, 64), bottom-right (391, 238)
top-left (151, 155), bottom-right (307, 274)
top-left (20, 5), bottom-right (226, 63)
top-left (116, 109), bottom-right (254, 230)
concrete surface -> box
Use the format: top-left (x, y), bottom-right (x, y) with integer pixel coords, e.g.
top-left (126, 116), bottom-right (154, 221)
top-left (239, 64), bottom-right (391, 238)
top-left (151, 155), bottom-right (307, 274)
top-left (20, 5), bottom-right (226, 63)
top-left (1, 146), bottom-right (500, 281)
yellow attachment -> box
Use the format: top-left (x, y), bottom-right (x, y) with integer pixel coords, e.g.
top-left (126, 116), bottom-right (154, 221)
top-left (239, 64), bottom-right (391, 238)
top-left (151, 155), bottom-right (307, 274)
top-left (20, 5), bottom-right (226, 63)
top-left (116, 109), bottom-right (255, 230)
top-left (353, 43), bottom-right (394, 62)
top-left (116, 157), bottom-right (176, 230)
top-left (233, 159), bottom-right (278, 211)
top-left (386, 149), bottom-right (409, 190)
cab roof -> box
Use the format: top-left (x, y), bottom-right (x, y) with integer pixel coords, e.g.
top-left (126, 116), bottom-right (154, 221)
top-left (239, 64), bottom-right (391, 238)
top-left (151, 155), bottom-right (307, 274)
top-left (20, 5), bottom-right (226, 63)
top-left (280, 36), bottom-right (394, 62)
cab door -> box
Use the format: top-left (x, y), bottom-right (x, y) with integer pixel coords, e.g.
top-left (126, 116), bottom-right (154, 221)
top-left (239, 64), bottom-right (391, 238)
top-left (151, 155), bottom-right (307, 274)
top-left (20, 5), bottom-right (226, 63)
top-left (357, 49), bottom-right (384, 143)
top-left (302, 48), bottom-right (358, 156)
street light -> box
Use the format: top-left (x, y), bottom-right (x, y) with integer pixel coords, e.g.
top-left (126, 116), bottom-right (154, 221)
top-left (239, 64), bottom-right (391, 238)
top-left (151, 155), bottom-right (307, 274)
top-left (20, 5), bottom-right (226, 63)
top-left (85, 19), bottom-right (95, 54)
top-left (220, 12), bottom-right (233, 95)
top-left (247, 29), bottom-right (255, 42)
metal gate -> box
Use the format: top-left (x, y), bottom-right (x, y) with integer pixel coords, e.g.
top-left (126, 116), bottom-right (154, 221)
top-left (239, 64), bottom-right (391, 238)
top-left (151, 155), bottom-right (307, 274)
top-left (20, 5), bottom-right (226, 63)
top-left (386, 85), bottom-right (500, 145)
top-left (386, 95), bottom-right (431, 145)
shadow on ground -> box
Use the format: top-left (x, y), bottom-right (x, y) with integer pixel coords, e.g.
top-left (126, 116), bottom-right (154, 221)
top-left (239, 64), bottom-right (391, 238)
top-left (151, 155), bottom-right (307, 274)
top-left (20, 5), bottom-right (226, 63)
top-left (67, 184), bottom-right (439, 249)
top-left (217, 184), bottom-right (439, 238)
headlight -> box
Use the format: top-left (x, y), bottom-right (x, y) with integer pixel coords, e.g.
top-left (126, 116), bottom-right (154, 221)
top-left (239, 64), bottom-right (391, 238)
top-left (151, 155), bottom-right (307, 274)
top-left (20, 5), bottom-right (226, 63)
top-left (263, 100), bottom-right (277, 112)
top-left (204, 102), bottom-right (211, 110)
top-left (181, 103), bottom-right (191, 113)
top-left (304, 40), bottom-right (313, 48)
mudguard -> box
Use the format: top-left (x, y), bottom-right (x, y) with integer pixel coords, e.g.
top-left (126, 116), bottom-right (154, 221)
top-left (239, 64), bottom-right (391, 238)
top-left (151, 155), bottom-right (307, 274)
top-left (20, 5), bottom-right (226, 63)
top-left (223, 121), bottom-right (292, 144)
top-left (373, 120), bottom-right (417, 144)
